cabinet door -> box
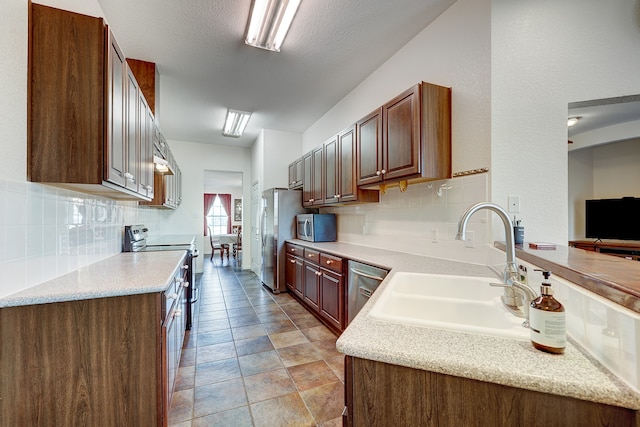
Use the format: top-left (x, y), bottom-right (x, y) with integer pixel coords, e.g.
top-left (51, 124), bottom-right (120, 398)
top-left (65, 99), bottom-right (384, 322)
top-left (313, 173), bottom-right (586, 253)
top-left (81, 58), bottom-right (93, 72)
top-left (302, 152), bottom-right (313, 206)
top-left (320, 269), bottom-right (344, 331)
top-left (323, 136), bottom-right (339, 204)
top-left (311, 146), bottom-right (324, 206)
top-left (138, 94), bottom-right (153, 199)
top-left (175, 165), bottom-right (182, 206)
top-left (145, 106), bottom-right (155, 199)
top-left (106, 32), bottom-right (127, 187)
top-left (303, 262), bottom-right (320, 311)
top-left (125, 66), bottom-right (140, 192)
top-left (289, 162), bottom-right (297, 189)
top-left (295, 158), bottom-right (303, 188)
top-left (382, 84), bottom-right (421, 181)
top-left (286, 254), bottom-right (304, 299)
top-left (337, 124), bottom-right (357, 202)
top-left (356, 108), bottom-right (383, 186)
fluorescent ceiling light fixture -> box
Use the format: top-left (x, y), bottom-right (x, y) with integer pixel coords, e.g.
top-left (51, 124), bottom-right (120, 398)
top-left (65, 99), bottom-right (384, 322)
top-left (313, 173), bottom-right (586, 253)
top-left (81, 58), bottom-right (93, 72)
top-left (567, 116), bottom-right (582, 127)
top-left (245, 0), bottom-right (301, 52)
top-left (223, 109), bottom-right (252, 137)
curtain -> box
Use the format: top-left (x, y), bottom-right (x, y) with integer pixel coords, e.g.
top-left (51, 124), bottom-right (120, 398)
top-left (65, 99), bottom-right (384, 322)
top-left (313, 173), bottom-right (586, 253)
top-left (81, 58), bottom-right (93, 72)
top-left (204, 193), bottom-right (216, 235)
top-left (219, 193), bottom-right (232, 234)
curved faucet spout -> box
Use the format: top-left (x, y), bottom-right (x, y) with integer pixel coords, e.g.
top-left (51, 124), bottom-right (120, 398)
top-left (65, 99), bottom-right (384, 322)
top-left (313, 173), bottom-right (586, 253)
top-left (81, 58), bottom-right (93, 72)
top-left (456, 202), bottom-right (521, 307)
top-left (456, 202), bottom-right (517, 278)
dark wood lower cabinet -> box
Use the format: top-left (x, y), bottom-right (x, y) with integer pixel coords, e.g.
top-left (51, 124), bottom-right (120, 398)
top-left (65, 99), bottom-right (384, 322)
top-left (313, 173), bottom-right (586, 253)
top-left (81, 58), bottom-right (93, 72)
top-left (0, 291), bottom-right (182, 427)
top-left (285, 252), bottom-right (304, 299)
top-left (344, 356), bottom-right (638, 427)
top-left (319, 269), bottom-right (343, 331)
top-left (284, 243), bottom-right (345, 334)
top-left (303, 261), bottom-right (321, 311)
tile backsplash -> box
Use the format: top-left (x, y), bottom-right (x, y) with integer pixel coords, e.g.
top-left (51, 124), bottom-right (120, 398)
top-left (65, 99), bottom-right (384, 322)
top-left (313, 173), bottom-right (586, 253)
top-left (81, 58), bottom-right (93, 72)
top-left (322, 173), bottom-right (499, 265)
top-left (0, 177), bottom-right (171, 298)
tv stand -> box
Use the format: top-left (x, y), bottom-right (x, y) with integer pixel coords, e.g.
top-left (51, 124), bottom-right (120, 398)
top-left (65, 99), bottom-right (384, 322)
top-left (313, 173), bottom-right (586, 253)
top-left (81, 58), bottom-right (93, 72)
top-left (569, 240), bottom-right (640, 261)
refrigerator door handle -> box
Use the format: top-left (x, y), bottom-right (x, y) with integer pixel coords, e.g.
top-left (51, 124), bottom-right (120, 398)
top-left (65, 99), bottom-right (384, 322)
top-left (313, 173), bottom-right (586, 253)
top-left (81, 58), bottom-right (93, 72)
top-left (261, 207), bottom-right (267, 248)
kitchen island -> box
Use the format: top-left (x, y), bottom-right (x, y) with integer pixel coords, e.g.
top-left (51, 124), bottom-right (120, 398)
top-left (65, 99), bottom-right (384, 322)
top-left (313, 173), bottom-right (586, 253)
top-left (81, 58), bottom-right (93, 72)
top-left (0, 251), bottom-right (187, 427)
top-left (287, 240), bottom-right (640, 426)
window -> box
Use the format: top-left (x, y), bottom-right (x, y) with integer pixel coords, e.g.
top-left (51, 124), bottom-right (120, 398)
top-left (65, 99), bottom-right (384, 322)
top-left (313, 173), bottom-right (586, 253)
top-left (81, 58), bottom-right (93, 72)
top-left (206, 195), bottom-right (228, 235)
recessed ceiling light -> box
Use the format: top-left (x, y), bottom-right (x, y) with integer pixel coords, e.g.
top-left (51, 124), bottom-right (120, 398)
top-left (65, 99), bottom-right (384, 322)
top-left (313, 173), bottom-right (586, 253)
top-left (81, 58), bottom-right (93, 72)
top-left (223, 109), bottom-right (252, 137)
top-left (567, 116), bottom-right (582, 127)
top-left (245, 0), bottom-right (301, 52)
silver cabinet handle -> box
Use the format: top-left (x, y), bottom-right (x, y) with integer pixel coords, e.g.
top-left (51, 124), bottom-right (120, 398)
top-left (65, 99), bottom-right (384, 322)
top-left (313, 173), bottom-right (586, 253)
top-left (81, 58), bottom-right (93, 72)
top-left (350, 268), bottom-right (385, 281)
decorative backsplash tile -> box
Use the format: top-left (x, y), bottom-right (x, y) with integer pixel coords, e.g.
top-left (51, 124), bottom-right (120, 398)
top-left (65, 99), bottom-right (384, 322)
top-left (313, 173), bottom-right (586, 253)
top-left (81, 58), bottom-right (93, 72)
top-left (0, 178), bottom-right (169, 298)
top-left (322, 173), bottom-right (491, 262)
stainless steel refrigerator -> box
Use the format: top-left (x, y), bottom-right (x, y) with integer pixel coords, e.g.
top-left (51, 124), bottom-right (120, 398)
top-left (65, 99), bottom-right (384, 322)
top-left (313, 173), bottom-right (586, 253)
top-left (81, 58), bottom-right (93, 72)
top-left (259, 188), bottom-right (308, 293)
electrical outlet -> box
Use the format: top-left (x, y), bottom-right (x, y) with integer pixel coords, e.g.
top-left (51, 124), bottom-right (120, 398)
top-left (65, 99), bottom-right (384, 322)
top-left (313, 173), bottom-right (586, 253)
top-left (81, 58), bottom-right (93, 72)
top-left (508, 196), bottom-right (520, 213)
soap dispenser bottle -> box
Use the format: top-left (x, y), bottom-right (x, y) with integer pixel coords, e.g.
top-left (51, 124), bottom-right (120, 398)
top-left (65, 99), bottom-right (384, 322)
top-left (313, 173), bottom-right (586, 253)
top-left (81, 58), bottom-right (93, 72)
top-left (529, 270), bottom-right (566, 354)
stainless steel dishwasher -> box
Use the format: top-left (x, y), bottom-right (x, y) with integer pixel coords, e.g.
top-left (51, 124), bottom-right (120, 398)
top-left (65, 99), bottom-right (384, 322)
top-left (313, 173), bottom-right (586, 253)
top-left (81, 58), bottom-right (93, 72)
top-left (347, 260), bottom-right (389, 324)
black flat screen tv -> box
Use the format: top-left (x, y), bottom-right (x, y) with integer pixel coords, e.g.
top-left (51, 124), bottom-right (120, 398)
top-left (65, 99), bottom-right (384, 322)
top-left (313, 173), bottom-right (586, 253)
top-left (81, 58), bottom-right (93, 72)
top-left (585, 197), bottom-right (640, 241)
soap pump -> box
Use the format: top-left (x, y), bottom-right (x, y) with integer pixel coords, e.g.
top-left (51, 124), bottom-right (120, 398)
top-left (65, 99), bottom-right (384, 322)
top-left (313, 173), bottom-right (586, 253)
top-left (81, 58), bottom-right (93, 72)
top-left (529, 270), bottom-right (566, 354)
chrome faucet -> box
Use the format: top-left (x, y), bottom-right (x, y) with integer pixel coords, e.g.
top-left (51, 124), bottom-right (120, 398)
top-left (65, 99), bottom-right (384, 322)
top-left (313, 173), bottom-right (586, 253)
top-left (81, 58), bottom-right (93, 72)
top-left (456, 202), bottom-right (538, 325)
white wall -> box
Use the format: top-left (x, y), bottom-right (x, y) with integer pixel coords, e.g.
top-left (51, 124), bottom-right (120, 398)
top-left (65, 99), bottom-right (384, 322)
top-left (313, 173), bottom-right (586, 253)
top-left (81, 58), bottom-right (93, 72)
top-left (0, 0), bottom-right (181, 297)
top-left (1, 0), bottom-right (28, 181)
top-left (593, 138), bottom-right (640, 197)
top-left (203, 184), bottom-right (243, 230)
top-left (251, 129), bottom-right (303, 192)
top-left (568, 148), bottom-right (594, 240)
top-left (491, 0), bottom-right (640, 244)
top-left (303, 0), bottom-right (491, 178)
top-left (304, 0), bottom-right (492, 258)
top-left (568, 138), bottom-right (640, 240)
top-left (168, 140), bottom-right (252, 272)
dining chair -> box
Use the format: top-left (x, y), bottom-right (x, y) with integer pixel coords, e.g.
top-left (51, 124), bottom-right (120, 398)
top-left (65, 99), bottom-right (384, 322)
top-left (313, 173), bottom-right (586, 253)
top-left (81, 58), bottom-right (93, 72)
top-left (208, 227), bottom-right (227, 260)
top-left (232, 229), bottom-right (242, 258)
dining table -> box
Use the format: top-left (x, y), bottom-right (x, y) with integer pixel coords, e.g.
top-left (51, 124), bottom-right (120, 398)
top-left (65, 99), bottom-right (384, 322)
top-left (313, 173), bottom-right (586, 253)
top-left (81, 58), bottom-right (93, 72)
top-left (213, 233), bottom-right (239, 258)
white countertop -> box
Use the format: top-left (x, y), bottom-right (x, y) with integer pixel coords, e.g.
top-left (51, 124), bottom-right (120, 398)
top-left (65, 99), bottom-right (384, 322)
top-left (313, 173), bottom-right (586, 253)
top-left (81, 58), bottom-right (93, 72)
top-left (0, 251), bottom-right (187, 308)
top-left (288, 239), bottom-right (640, 411)
top-left (146, 234), bottom-right (196, 246)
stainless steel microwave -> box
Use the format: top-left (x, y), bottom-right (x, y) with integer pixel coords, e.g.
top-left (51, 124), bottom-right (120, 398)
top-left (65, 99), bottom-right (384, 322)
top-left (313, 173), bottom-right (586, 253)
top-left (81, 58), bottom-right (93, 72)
top-left (296, 214), bottom-right (337, 242)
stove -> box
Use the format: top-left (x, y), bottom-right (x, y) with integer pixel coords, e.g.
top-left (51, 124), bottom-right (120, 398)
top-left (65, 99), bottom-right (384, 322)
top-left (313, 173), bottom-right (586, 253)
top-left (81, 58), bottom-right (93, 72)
top-left (123, 225), bottom-right (199, 330)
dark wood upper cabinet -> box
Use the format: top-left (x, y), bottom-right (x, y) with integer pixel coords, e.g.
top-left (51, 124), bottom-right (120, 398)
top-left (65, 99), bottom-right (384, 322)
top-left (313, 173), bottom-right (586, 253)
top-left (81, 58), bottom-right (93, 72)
top-left (303, 146), bottom-right (324, 207)
top-left (125, 66), bottom-right (140, 193)
top-left (302, 151), bottom-right (313, 206)
top-left (382, 84), bottom-right (421, 181)
top-left (288, 157), bottom-right (304, 189)
top-left (356, 109), bottom-right (384, 187)
top-left (336, 126), bottom-right (357, 202)
top-left (325, 124), bottom-right (380, 205)
top-left (323, 135), bottom-right (339, 204)
top-left (127, 58), bottom-right (159, 117)
top-left (356, 82), bottom-right (451, 190)
top-left (311, 146), bottom-right (324, 206)
top-left (28, 3), bottom-right (155, 201)
top-left (106, 31), bottom-right (127, 188)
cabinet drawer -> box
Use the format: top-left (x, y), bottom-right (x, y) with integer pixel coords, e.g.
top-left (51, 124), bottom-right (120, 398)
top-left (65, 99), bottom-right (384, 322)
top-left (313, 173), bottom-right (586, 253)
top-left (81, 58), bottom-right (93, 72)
top-left (286, 242), bottom-right (304, 257)
top-left (320, 253), bottom-right (343, 274)
top-left (304, 248), bottom-right (320, 264)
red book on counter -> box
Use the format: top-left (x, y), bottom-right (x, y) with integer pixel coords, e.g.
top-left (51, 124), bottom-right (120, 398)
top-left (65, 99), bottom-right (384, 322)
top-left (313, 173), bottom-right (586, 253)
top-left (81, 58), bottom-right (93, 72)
top-left (529, 242), bottom-right (557, 250)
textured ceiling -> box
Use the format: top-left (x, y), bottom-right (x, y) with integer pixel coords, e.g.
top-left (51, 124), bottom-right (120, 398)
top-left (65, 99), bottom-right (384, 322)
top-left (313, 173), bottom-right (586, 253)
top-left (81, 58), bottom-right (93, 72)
top-left (96, 0), bottom-right (457, 147)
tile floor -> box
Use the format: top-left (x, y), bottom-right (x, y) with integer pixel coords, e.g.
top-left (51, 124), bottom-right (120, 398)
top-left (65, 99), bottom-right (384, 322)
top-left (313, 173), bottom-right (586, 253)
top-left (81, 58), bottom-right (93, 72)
top-left (168, 256), bottom-right (345, 426)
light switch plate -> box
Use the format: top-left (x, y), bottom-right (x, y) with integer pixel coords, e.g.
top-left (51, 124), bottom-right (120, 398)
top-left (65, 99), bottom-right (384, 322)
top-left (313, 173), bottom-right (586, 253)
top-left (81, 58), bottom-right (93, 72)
top-left (508, 196), bottom-right (520, 213)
